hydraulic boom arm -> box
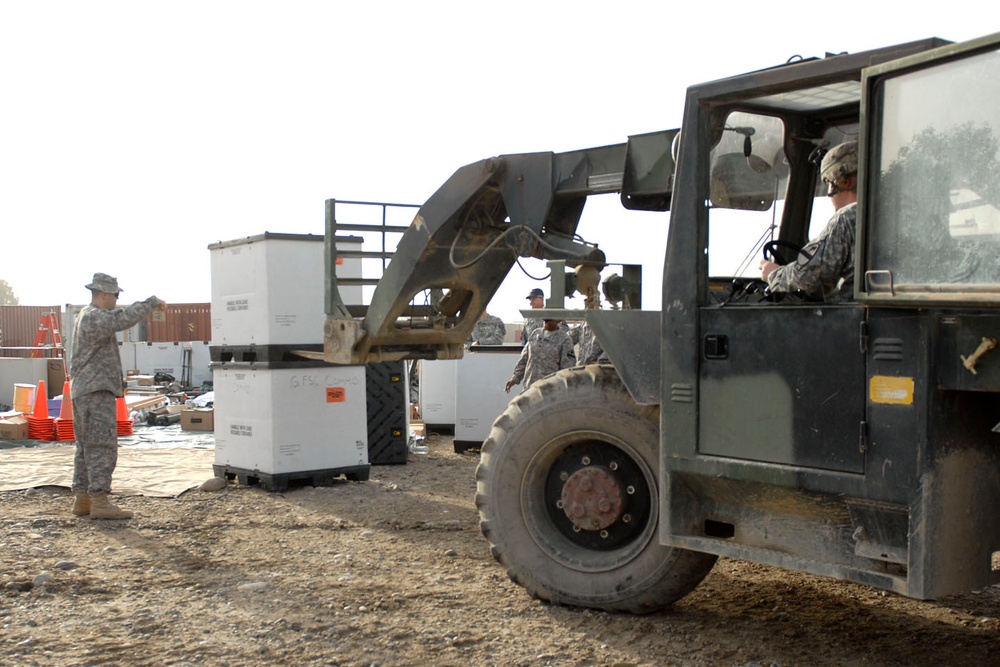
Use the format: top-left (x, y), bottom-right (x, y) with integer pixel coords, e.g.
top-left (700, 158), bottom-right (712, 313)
top-left (323, 144), bottom-right (636, 364)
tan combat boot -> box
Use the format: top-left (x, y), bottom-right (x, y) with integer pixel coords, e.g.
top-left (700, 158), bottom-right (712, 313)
top-left (72, 491), bottom-right (91, 517)
top-left (89, 492), bottom-right (133, 520)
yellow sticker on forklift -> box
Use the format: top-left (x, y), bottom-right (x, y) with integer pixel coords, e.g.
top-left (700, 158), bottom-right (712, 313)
top-left (869, 376), bottom-right (915, 405)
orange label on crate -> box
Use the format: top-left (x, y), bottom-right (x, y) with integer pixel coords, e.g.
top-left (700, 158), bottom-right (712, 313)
top-left (335, 257), bottom-right (344, 265)
top-left (326, 387), bottom-right (346, 403)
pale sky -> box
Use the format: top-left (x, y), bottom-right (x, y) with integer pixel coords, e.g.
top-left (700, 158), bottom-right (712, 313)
top-left (0, 2), bottom-right (992, 324)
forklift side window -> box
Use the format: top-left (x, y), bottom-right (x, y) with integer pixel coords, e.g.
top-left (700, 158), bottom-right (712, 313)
top-left (869, 47), bottom-right (1000, 290)
top-left (707, 112), bottom-right (788, 277)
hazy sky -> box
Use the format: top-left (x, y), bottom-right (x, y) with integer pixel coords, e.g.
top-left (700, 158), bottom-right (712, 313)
top-left (1, 2), bottom-right (992, 323)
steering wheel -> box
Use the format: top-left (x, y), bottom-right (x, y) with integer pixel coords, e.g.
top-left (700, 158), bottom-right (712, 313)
top-left (762, 240), bottom-right (811, 266)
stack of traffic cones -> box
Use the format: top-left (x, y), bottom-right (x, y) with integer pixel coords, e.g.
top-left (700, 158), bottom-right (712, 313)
top-left (27, 380), bottom-right (55, 441)
top-left (116, 396), bottom-right (133, 436)
top-left (54, 381), bottom-right (75, 442)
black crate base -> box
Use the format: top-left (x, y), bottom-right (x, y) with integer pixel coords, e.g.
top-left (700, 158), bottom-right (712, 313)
top-left (210, 344), bottom-right (324, 364)
top-left (366, 360), bottom-right (408, 466)
top-left (369, 438), bottom-right (408, 465)
top-left (213, 464), bottom-right (370, 492)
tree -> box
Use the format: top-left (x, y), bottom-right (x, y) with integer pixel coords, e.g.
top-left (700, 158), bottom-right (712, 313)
top-left (0, 279), bottom-right (18, 306)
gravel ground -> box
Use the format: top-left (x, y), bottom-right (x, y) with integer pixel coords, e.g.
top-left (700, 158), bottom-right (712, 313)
top-left (2, 433), bottom-right (998, 667)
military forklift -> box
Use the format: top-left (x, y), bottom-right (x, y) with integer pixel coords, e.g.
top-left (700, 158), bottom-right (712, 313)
top-left (321, 31), bottom-right (1000, 612)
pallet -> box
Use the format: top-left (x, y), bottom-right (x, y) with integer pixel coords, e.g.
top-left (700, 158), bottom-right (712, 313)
top-left (213, 464), bottom-right (370, 492)
top-left (453, 439), bottom-right (483, 454)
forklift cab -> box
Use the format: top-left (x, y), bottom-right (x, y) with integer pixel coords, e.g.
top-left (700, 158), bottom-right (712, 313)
top-left (662, 33), bottom-right (1000, 598)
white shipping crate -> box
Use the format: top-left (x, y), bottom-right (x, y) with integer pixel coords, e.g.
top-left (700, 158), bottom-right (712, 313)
top-left (454, 347), bottom-right (521, 449)
top-left (209, 233), bottom-right (363, 346)
top-left (213, 365), bottom-right (369, 475)
top-left (418, 358), bottom-right (458, 429)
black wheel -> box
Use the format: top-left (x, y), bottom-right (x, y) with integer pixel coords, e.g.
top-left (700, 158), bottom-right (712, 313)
top-left (476, 365), bottom-right (717, 613)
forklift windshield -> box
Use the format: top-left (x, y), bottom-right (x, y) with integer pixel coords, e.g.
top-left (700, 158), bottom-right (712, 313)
top-left (867, 45), bottom-right (1000, 295)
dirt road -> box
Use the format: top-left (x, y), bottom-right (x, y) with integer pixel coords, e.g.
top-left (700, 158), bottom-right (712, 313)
top-left (2, 433), bottom-right (998, 666)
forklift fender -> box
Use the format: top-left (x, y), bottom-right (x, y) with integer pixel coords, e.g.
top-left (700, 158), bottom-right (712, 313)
top-left (585, 309), bottom-right (661, 405)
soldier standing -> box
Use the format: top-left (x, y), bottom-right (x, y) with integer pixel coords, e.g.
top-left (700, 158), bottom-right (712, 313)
top-left (469, 310), bottom-right (506, 345)
top-left (521, 287), bottom-right (568, 344)
top-left (505, 319), bottom-right (575, 393)
top-left (568, 322), bottom-right (608, 365)
top-left (520, 288), bottom-right (545, 345)
top-left (70, 273), bottom-right (167, 520)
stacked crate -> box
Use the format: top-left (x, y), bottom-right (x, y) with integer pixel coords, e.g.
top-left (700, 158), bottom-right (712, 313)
top-left (208, 233), bottom-right (371, 490)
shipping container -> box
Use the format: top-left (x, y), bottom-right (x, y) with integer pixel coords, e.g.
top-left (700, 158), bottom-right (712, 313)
top-left (145, 303), bottom-right (211, 342)
top-left (0, 305), bottom-right (65, 358)
top-left (5, 302), bottom-right (212, 359)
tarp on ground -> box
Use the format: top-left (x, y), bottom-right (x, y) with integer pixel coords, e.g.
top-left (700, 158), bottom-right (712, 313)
top-left (0, 423), bottom-right (216, 497)
top-left (0, 445), bottom-right (215, 497)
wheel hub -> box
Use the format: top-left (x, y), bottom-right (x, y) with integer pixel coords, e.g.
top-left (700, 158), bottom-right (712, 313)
top-left (560, 467), bottom-right (623, 531)
top-left (544, 442), bottom-right (651, 550)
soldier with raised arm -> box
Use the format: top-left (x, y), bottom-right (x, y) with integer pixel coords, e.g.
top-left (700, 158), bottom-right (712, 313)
top-left (70, 273), bottom-right (167, 520)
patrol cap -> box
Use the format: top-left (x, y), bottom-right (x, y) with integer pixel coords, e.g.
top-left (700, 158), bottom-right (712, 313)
top-left (820, 141), bottom-right (859, 184)
top-left (526, 288), bottom-right (544, 300)
top-left (86, 272), bottom-right (123, 294)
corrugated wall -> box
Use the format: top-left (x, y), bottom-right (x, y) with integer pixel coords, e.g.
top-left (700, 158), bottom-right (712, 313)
top-left (0, 305), bottom-right (65, 358)
top-left (1, 303), bottom-right (211, 356)
top-left (146, 303), bottom-right (211, 342)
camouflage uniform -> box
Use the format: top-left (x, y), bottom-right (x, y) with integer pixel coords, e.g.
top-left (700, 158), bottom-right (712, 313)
top-left (521, 317), bottom-right (542, 345)
top-left (72, 391), bottom-right (120, 492)
top-left (70, 296), bottom-right (161, 493)
top-left (568, 322), bottom-right (608, 365)
top-left (766, 202), bottom-right (857, 302)
top-left (521, 317), bottom-right (568, 345)
top-left (469, 314), bottom-right (506, 345)
top-left (508, 328), bottom-right (576, 391)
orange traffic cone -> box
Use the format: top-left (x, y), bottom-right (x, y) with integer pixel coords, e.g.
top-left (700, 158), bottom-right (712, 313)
top-left (59, 381), bottom-right (73, 420)
top-left (31, 380), bottom-right (48, 419)
top-left (54, 380), bottom-right (75, 442)
top-left (116, 396), bottom-right (129, 421)
top-left (28, 379), bottom-right (55, 441)
top-left (116, 396), bottom-right (133, 436)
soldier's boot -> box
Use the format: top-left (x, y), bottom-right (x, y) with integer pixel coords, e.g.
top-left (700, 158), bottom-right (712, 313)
top-left (89, 492), bottom-right (133, 520)
top-left (71, 491), bottom-right (91, 517)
